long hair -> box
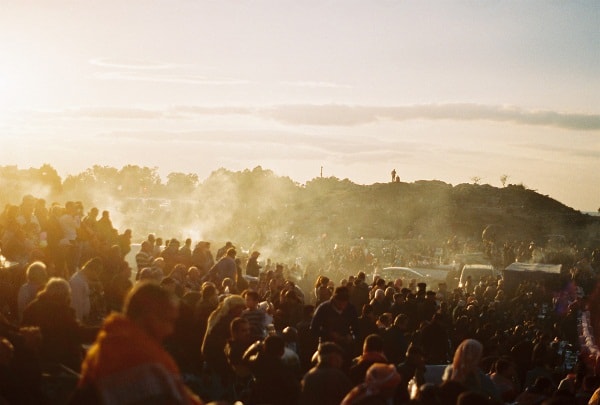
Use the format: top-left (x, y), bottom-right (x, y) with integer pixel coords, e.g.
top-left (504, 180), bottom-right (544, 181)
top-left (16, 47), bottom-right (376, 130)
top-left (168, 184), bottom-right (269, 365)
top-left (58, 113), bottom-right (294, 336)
top-left (450, 339), bottom-right (483, 383)
top-left (205, 294), bottom-right (245, 336)
top-left (38, 277), bottom-right (71, 305)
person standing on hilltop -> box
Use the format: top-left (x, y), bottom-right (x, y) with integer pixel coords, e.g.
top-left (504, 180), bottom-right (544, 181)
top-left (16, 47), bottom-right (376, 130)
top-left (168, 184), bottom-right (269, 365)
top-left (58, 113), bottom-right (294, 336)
top-left (391, 169), bottom-right (396, 182)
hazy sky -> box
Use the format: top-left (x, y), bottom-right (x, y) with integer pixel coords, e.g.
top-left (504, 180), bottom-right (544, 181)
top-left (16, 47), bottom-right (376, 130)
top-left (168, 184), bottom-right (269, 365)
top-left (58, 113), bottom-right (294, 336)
top-left (1, 1), bottom-right (599, 211)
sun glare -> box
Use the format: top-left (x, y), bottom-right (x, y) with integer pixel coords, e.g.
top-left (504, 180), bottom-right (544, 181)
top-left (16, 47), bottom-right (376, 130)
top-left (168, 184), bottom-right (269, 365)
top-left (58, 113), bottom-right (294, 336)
top-left (0, 65), bottom-right (28, 111)
top-left (0, 71), bottom-right (13, 111)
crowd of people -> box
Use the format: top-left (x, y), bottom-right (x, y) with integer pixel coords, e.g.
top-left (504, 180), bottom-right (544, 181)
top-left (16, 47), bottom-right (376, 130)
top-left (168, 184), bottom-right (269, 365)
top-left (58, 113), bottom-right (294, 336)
top-left (1, 196), bottom-right (600, 404)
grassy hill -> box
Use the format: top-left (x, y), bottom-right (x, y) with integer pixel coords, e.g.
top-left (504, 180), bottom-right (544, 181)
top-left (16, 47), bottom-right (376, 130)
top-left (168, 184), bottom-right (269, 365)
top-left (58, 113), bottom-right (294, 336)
top-left (1, 165), bottom-right (599, 258)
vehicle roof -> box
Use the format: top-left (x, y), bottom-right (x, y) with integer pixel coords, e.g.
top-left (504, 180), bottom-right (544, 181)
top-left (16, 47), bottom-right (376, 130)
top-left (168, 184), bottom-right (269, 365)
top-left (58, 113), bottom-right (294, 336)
top-left (381, 267), bottom-right (427, 277)
top-left (462, 264), bottom-right (494, 270)
top-left (504, 262), bottom-right (561, 274)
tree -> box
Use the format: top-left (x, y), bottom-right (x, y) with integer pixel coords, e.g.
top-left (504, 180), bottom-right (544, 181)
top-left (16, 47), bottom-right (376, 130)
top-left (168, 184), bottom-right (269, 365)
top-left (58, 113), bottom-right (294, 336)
top-left (470, 176), bottom-right (482, 185)
top-left (118, 165), bottom-right (161, 196)
top-left (166, 172), bottom-right (199, 195)
top-left (500, 174), bottom-right (509, 188)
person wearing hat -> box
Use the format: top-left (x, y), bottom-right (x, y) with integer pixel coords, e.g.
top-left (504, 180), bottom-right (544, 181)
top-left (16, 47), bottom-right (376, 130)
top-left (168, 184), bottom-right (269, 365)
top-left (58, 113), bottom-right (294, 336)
top-left (341, 362), bottom-right (402, 405)
top-left (310, 286), bottom-right (359, 361)
top-left (396, 344), bottom-right (427, 403)
top-left (245, 251), bottom-right (261, 277)
top-left (300, 342), bottom-right (352, 405)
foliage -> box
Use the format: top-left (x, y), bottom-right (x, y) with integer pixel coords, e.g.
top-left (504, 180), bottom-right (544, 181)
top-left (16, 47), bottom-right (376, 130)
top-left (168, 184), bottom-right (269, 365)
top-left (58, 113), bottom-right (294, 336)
top-left (0, 164), bottom-right (598, 252)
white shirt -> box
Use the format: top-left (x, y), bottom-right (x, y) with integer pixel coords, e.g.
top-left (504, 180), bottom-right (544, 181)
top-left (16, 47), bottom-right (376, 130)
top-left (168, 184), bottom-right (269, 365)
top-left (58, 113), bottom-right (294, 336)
top-left (70, 271), bottom-right (90, 322)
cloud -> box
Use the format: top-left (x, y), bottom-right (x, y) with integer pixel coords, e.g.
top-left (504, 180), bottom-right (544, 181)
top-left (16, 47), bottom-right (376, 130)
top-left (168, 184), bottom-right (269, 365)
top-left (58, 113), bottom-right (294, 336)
top-left (89, 57), bottom-right (183, 70)
top-left (90, 57), bottom-right (251, 86)
top-left (280, 81), bottom-right (352, 89)
top-left (171, 106), bottom-right (254, 116)
top-left (93, 71), bottom-right (251, 86)
top-left (516, 143), bottom-right (600, 160)
top-left (60, 107), bottom-right (165, 120)
top-left (29, 103), bottom-right (600, 131)
top-left (261, 104), bottom-right (600, 130)
top-left (97, 129), bottom-right (422, 165)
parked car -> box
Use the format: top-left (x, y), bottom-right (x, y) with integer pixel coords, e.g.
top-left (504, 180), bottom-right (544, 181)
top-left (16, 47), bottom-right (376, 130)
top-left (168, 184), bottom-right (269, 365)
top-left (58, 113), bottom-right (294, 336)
top-left (458, 264), bottom-right (497, 289)
top-left (374, 266), bottom-right (431, 284)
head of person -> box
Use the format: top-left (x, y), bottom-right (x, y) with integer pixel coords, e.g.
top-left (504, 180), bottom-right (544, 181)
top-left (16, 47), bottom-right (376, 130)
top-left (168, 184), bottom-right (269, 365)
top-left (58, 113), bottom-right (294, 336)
top-left (169, 264), bottom-right (187, 282)
top-left (124, 281), bottom-right (179, 343)
top-left (169, 239), bottom-right (180, 250)
top-left (140, 240), bottom-right (151, 253)
top-left (226, 248), bottom-right (236, 258)
top-left (316, 275), bottom-right (330, 288)
top-left (243, 290), bottom-right (260, 310)
top-left (263, 335), bottom-right (285, 358)
top-left (364, 363), bottom-right (401, 397)
top-left (187, 266), bottom-right (201, 282)
top-left (361, 303), bottom-right (375, 319)
top-left (406, 344), bottom-right (426, 367)
top-left (26, 261), bottom-right (48, 286)
top-left (39, 277), bottom-right (72, 306)
top-left (160, 277), bottom-right (177, 295)
top-left (394, 313), bottom-right (408, 329)
top-left (152, 257), bottom-right (165, 270)
top-left (363, 334), bottom-right (384, 354)
top-left (206, 294), bottom-right (246, 333)
top-left (230, 317), bottom-right (251, 342)
top-left (493, 357), bottom-right (516, 379)
top-left (201, 282), bottom-right (218, 300)
top-left (450, 339), bottom-right (483, 383)
top-left (282, 326), bottom-right (298, 344)
top-left (317, 342), bottom-right (344, 369)
top-left (332, 286), bottom-right (350, 311)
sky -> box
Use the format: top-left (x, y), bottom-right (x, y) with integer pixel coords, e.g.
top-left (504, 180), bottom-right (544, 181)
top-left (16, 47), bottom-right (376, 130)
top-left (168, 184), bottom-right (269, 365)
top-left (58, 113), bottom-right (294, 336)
top-left (0, 1), bottom-right (599, 211)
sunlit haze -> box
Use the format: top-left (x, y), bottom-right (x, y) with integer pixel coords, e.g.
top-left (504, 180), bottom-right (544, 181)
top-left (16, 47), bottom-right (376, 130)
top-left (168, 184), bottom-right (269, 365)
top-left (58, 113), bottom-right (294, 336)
top-left (1, 1), bottom-right (599, 211)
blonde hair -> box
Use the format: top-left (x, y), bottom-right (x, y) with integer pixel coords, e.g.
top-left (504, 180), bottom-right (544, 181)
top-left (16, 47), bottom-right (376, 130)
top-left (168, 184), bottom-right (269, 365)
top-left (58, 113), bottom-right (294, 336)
top-left (205, 294), bottom-right (245, 335)
top-left (450, 339), bottom-right (483, 383)
top-left (39, 277), bottom-right (71, 303)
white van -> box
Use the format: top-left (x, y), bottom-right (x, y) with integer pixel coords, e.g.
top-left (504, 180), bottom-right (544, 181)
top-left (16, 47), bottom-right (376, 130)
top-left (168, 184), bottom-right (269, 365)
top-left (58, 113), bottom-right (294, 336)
top-left (458, 264), bottom-right (497, 289)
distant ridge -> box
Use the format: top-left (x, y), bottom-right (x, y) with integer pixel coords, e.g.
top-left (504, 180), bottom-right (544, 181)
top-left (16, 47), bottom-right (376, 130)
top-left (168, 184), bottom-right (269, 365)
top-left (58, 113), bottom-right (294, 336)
top-left (0, 165), bottom-right (599, 250)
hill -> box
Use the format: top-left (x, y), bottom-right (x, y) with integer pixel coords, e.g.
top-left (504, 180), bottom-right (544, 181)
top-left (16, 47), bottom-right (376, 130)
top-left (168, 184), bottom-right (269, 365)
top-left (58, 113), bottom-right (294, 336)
top-left (1, 164), bottom-right (599, 263)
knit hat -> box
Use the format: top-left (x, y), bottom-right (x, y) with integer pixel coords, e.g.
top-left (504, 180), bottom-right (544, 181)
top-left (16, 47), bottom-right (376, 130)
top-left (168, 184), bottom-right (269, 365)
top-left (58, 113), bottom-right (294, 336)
top-left (365, 363), bottom-right (401, 391)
